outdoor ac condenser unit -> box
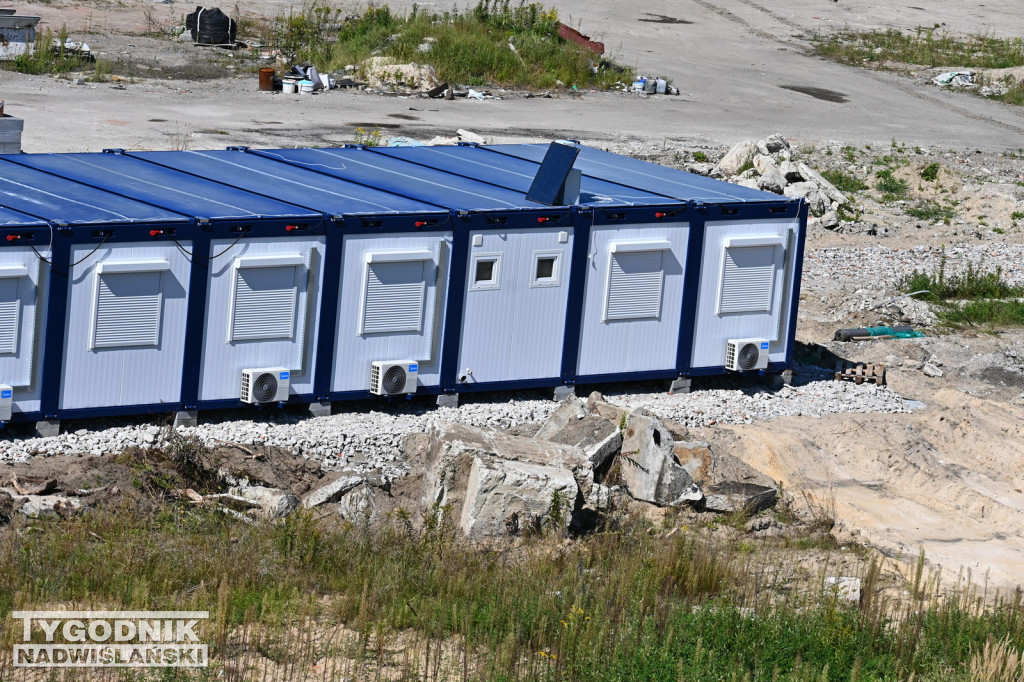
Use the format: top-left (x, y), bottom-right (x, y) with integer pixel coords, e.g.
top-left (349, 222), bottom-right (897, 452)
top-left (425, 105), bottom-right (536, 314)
top-left (0, 384), bottom-right (11, 421)
top-left (240, 368), bottom-right (290, 404)
top-left (370, 360), bottom-right (418, 396)
top-left (725, 339), bottom-right (770, 371)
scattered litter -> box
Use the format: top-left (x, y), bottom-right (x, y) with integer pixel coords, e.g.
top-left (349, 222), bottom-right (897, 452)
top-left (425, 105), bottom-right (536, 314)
top-left (932, 71), bottom-right (975, 87)
top-left (834, 361), bottom-right (886, 386)
top-left (425, 82), bottom-right (449, 98)
top-left (387, 136), bottom-right (423, 147)
top-left (467, 89), bottom-right (497, 100)
top-left (557, 22), bottom-right (604, 55)
top-left (456, 128), bottom-right (484, 144)
top-left (834, 326), bottom-right (924, 342)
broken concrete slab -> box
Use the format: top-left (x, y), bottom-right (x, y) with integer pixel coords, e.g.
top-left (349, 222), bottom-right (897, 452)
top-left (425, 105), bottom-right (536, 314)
top-left (797, 161), bottom-right (847, 205)
top-left (409, 421), bottom-right (593, 532)
top-left (713, 139), bottom-right (755, 176)
top-left (585, 391), bottom-right (629, 427)
top-left (302, 472), bottom-right (366, 508)
top-left (336, 483), bottom-right (394, 526)
top-left (686, 448), bottom-right (778, 514)
top-left (227, 485), bottom-right (298, 519)
top-left (618, 411), bottom-right (702, 507)
top-left (460, 454), bottom-right (577, 537)
top-left (2, 489), bottom-right (80, 518)
top-left (536, 394), bottom-right (623, 471)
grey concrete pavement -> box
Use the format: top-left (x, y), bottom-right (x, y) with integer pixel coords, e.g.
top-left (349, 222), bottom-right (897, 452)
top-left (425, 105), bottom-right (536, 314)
top-left (2, 0), bottom-right (1023, 152)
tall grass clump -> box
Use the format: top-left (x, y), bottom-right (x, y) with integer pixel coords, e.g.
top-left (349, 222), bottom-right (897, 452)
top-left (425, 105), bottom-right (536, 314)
top-left (1, 499), bottom-right (1024, 679)
top-left (899, 251), bottom-right (1024, 327)
top-left (2, 27), bottom-right (89, 75)
top-left (813, 27), bottom-right (1024, 70)
top-left (269, 0), bottom-right (624, 90)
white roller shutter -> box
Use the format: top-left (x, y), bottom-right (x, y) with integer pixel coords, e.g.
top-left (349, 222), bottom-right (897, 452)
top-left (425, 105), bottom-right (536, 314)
top-left (228, 256), bottom-right (306, 342)
top-left (603, 250), bottom-right (665, 321)
top-left (92, 271), bottom-right (164, 349)
top-left (361, 260), bottom-right (427, 334)
top-left (719, 245), bottom-right (777, 314)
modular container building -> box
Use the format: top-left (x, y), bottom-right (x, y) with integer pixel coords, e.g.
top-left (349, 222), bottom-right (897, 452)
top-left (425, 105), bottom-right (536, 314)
top-left (0, 142), bottom-right (806, 429)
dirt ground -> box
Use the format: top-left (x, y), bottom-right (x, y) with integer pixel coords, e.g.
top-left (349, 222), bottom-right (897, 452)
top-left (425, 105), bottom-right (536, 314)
top-left (3, 0), bottom-right (1024, 590)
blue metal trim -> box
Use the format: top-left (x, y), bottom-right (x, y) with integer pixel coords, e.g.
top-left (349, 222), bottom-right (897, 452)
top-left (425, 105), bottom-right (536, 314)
top-left (178, 228), bottom-right (212, 409)
top-left (55, 402), bottom-right (185, 420)
top-left (440, 215), bottom-right (470, 392)
top-left (785, 200), bottom-right (810, 367)
top-left (575, 369), bottom-right (681, 384)
top-left (38, 228), bottom-right (72, 419)
top-left (314, 221), bottom-right (344, 399)
top-left (560, 208), bottom-right (590, 382)
top-left (452, 377), bottom-right (565, 393)
top-left (710, 202), bottom-right (799, 221)
top-left (677, 202), bottom-right (704, 374)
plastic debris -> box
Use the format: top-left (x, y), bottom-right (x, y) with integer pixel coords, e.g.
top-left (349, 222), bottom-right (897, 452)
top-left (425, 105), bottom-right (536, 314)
top-left (387, 136), bottom-right (424, 147)
top-left (932, 71), bottom-right (975, 87)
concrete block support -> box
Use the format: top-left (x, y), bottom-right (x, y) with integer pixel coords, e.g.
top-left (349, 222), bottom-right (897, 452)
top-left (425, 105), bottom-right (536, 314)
top-left (437, 393), bottom-right (459, 408)
top-left (552, 385), bottom-right (575, 402)
top-left (668, 378), bottom-right (692, 395)
top-left (308, 401), bottom-right (332, 417)
top-left (34, 419), bottom-right (60, 437)
top-left (173, 410), bottom-right (199, 429)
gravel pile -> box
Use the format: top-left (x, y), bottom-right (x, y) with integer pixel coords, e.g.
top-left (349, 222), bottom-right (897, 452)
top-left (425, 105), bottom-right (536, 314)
top-left (0, 376), bottom-right (910, 476)
top-left (604, 379), bottom-right (909, 428)
top-left (802, 243), bottom-right (1024, 293)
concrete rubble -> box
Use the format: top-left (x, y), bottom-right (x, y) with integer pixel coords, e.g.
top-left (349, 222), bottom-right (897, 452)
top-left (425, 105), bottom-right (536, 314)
top-left (704, 135), bottom-right (847, 219)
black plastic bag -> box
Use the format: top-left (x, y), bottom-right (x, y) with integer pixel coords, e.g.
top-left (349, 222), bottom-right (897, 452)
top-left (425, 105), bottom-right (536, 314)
top-left (185, 6), bottom-right (237, 46)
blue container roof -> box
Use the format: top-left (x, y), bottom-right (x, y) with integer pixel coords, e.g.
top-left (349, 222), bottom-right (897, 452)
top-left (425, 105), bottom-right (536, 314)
top-left (127, 149), bottom-right (447, 217)
top-left (367, 145), bottom-right (675, 207)
top-left (0, 143), bottom-right (791, 228)
top-left (4, 153), bottom-right (318, 221)
top-left (0, 159), bottom-right (188, 225)
top-left (251, 147), bottom-right (545, 212)
top-left (486, 143), bottom-right (779, 203)
top-left (0, 205), bottom-right (49, 228)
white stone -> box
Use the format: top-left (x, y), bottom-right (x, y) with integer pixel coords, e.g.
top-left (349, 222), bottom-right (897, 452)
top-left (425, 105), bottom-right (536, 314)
top-left (713, 140), bottom-right (756, 176)
top-left (459, 455), bottom-right (577, 537)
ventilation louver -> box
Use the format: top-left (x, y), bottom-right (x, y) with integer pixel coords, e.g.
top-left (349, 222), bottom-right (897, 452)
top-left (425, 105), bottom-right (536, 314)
top-left (369, 360), bottom-right (419, 396)
top-left (725, 338), bottom-right (769, 371)
top-left (240, 368), bottom-right (290, 404)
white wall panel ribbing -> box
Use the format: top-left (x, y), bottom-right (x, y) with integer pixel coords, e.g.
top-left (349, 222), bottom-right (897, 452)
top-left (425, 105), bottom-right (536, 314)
top-left (690, 218), bottom-right (798, 368)
top-left (458, 227), bottom-right (572, 384)
top-left (60, 243), bottom-right (190, 410)
top-left (0, 247), bottom-right (46, 414)
top-left (577, 224), bottom-right (689, 376)
top-left (198, 237), bottom-right (323, 401)
top-left (332, 232), bottom-right (451, 392)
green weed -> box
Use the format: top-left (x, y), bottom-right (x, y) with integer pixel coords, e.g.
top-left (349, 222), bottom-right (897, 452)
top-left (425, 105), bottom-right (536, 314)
top-left (820, 169), bottom-right (868, 193)
top-left (921, 162), bottom-right (941, 181)
top-left (875, 168), bottom-right (909, 201)
top-left (905, 200), bottom-right (956, 223)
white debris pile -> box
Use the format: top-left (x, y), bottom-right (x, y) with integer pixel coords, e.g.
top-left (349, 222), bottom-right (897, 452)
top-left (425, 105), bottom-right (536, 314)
top-left (602, 380), bottom-right (910, 427)
top-left (0, 379), bottom-right (911, 468)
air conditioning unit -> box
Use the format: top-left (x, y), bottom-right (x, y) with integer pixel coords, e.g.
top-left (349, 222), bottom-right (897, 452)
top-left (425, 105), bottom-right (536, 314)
top-left (725, 338), bottom-right (770, 371)
top-left (370, 360), bottom-right (419, 396)
top-left (0, 384), bottom-right (12, 422)
top-left (240, 368), bottom-right (290, 404)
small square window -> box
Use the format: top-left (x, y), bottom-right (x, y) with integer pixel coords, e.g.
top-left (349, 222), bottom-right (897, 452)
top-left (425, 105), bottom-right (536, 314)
top-left (535, 257), bottom-right (555, 280)
top-left (470, 254), bottom-right (502, 290)
top-left (475, 259), bottom-right (495, 283)
top-left (530, 250), bottom-right (562, 288)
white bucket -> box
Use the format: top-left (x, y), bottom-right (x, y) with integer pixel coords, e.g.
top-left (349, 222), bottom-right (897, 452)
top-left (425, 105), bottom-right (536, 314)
top-left (656, 79), bottom-right (667, 94)
top-left (298, 79), bottom-right (315, 95)
top-left (282, 80), bottom-right (297, 94)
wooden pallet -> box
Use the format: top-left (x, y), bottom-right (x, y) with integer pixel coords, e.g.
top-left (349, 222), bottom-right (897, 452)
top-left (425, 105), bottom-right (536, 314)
top-left (834, 361), bottom-right (886, 386)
